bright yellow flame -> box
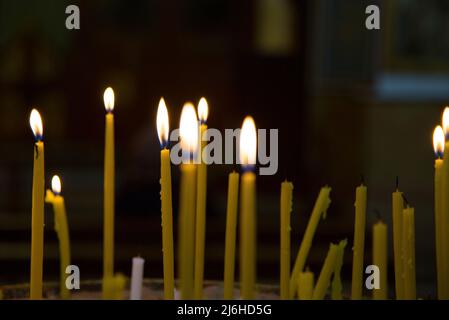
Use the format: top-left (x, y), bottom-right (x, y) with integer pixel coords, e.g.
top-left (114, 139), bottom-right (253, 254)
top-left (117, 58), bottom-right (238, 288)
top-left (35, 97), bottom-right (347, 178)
top-left (198, 97), bottom-right (208, 122)
top-left (51, 175), bottom-right (62, 194)
top-left (29, 108), bottom-right (43, 139)
top-left (434, 125), bottom-right (445, 157)
top-left (157, 97), bottom-right (169, 147)
top-left (443, 107), bottom-right (449, 136)
top-left (103, 87), bottom-right (115, 112)
top-left (179, 102), bottom-right (198, 154)
top-left (239, 116), bottom-right (257, 166)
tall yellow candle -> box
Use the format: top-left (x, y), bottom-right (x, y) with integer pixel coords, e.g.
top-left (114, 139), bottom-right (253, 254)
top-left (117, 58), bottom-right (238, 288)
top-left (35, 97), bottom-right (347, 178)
top-left (103, 87), bottom-right (115, 299)
top-left (312, 243), bottom-right (339, 300)
top-left (290, 186), bottom-right (331, 298)
top-left (157, 98), bottom-right (174, 300)
top-left (297, 269), bottom-right (314, 300)
top-left (239, 116), bottom-right (257, 300)
top-left (351, 184), bottom-right (367, 300)
top-left (280, 181), bottom-right (293, 300)
top-left (194, 98), bottom-right (209, 299)
top-left (223, 171), bottom-right (239, 299)
top-left (402, 207), bottom-right (416, 300)
top-left (29, 109), bottom-right (45, 300)
top-left (441, 107), bottom-right (449, 299)
top-left (178, 103), bottom-right (198, 299)
top-left (392, 187), bottom-right (404, 299)
top-left (373, 220), bottom-right (388, 300)
top-left (45, 175), bottom-right (71, 299)
top-left (332, 239), bottom-right (347, 300)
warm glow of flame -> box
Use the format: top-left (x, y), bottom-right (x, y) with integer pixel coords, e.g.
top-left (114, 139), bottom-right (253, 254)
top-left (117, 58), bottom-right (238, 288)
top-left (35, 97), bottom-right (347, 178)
top-left (239, 116), bottom-right (257, 167)
top-left (434, 125), bottom-right (445, 158)
top-left (103, 87), bottom-right (115, 112)
top-left (443, 107), bottom-right (449, 137)
top-left (198, 97), bottom-right (208, 123)
top-left (156, 98), bottom-right (169, 147)
top-left (29, 108), bottom-right (43, 139)
top-left (51, 175), bottom-right (62, 194)
top-left (179, 102), bottom-right (198, 154)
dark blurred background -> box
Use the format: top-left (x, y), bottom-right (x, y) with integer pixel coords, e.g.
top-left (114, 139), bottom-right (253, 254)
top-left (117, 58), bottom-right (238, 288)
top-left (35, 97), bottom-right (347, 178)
top-left (0, 0), bottom-right (447, 297)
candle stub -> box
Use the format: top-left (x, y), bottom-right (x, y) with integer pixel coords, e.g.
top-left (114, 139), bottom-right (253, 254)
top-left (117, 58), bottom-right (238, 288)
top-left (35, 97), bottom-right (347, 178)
top-left (130, 257), bottom-right (145, 300)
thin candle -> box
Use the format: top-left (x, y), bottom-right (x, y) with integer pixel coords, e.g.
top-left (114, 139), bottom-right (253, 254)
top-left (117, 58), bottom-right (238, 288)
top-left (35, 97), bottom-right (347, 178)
top-left (332, 239), bottom-right (347, 300)
top-left (402, 206), bottom-right (416, 300)
top-left (392, 185), bottom-right (404, 299)
top-left (280, 181), bottom-right (293, 300)
top-left (433, 125), bottom-right (445, 299)
top-left (297, 269), bottom-right (314, 300)
top-left (157, 98), bottom-right (175, 300)
top-left (29, 109), bottom-right (45, 300)
top-left (351, 183), bottom-right (367, 299)
top-left (194, 97), bottom-right (209, 299)
top-left (239, 116), bottom-right (257, 299)
top-left (373, 220), bottom-right (388, 300)
top-left (312, 243), bottom-right (339, 300)
top-left (45, 175), bottom-right (71, 299)
top-left (441, 107), bottom-right (449, 299)
top-left (178, 103), bottom-right (198, 299)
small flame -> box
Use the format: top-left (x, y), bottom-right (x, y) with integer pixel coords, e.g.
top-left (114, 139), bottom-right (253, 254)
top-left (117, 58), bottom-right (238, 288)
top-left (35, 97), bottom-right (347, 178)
top-left (157, 98), bottom-right (169, 148)
top-left (29, 109), bottom-right (43, 140)
top-left (179, 102), bottom-right (198, 154)
top-left (198, 97), bottom-right (208, 123)
top-left (434, 125), bottom-right (445, 158)
top-left (51, 175), bottom-right (62, 195)
top-left (443, 107), bottom-right (449, 137)
top-left (239, 116), bottom-right (257, 168)
top-left (104, 87), bottom-right (115, 112)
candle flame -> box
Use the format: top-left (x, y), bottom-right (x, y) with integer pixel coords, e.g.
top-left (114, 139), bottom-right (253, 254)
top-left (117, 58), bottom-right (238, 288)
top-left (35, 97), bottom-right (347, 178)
top-left (29, 109), bottom-right (43, 140)
top-left (179, 102), bottom-right (198, 154)
top-left (443, 107), bottom-right (449, 137)
top-left (103, 87), bottom-right (115, 112)
top-left (434, 125), bottom-right (445, 158)
top-left (51, 175), bottom-right (62, 195)
top-left (239, 116), bottom-right (257, 168)
top-left (198, 97), bottom-right (208, 123)
top-left (157, 97), bottom-right (169, 148)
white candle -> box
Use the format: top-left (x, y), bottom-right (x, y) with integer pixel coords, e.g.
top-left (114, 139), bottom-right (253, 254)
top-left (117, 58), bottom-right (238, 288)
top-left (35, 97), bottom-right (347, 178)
top-left (130, 257), bottom-right (145, 300)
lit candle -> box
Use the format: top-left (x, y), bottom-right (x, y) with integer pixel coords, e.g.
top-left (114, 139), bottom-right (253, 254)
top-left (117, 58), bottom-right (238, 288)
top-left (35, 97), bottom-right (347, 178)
top-left (29, 109), bottom-right (45, 300)
top-left (178, 103), bottom-right (198, 299)
top-left (441, 107), bottom-right (449, 299)
top-left (130, 257), bottom-right (145, 300)
top-left (297, 269), bottom-right (314, 300)
top-left (392, 186), bottom-right (404, 299)
top-left (194, 97), bottom-right (209, 299)
top-left (239, 116), bottom-right (257, 299)
top-left (289, 186), bottom-right (331, 298)
top-left (351, 183), bottom-right (367, 300)
top-left (45, 175), bottom-right (71, 299)
top-left (157, 98), bottom-right (175, 300)
top-left (223, 171), bottom-right (239, 299)
top-left (332, 239), bottom-right (347, 300)
top-left (312, 243), bottom-right (339, 300)
top-left (402, 206), bottom-right (416, 300)
top-left (280, 181), bottom-right (293, 300)
top-left (373, 220), bottom-right (388, 300)
top-left (433, 125), bottom-right (445, 299)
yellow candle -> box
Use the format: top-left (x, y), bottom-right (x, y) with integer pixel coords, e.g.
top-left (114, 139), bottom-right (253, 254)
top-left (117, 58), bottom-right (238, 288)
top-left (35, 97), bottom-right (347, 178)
top-left (441, 107), bottom-right (449, 299)
top-left (373, 220), bottom-right (388, 300)
top-left (157, 98), bottom-right (174, 300)
top-left (239, 116), bottom-right (257, 300)
top-left (402, 207), bottom-right (416, 300)
top-left (29, 109), bottom-right (45, 300)
top-left (45, 175), bottom-right (71, 299)
top-left (312, 243), bottom-right (339, 300)
top-left (178, 103), bottom-right (198, 299)
top-left (351, 184), bottom-right (367, 300)
top-left (103, 87), bottom-right (115, 299)
top-left (392, 188), bottom-right (404, 299)
top-left (280, 181), bottom-right (293, 300)
top-left (223, 171), bottom-right (239, 299)
top-left (332, 239), bottom-right (347, 300)
top-left (290, 186), bottom-right (331, 298)
top-left (194, 98), bottom-right (209, 299)
top-left (433, 125), bottom-right (445, 299)
top-left (297, 269), bottom-right (314, 300)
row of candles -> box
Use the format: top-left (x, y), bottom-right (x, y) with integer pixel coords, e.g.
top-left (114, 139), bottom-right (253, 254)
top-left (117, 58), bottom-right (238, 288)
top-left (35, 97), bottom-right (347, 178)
top-left (25, 86), bottom-right (447, 299)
